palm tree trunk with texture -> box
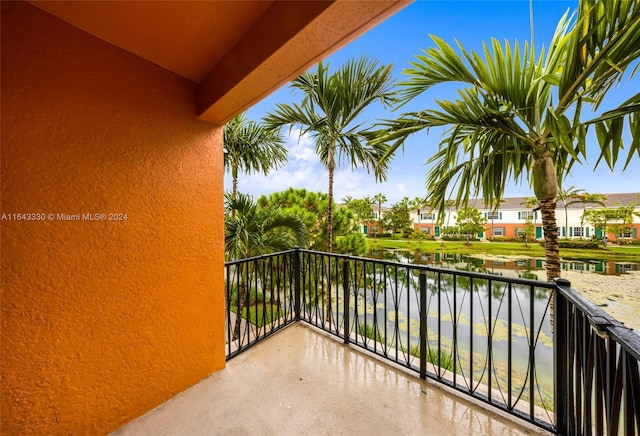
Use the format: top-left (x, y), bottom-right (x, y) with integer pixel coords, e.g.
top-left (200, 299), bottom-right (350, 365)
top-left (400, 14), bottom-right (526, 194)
top-left (325, 149), bottom-right (335, 325)
top-left (540, 199), bottom-right (560, 281)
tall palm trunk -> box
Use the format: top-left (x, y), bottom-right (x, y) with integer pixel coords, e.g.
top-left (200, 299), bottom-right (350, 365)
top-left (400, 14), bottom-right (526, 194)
top-left (326, 147), bottom-right (335, 253)
top-left (325, 146), bottom-right (335, 324)
top-left (377, 203), bottom-right (382, 237)
top-left (232, 267), bottom-right (247, 341)
top-left (231, 166), bottom-right (238, 217)
top-left (540, 199), bottom-right (560, 281)
top-left (232, 165), bottom-right (239, 197)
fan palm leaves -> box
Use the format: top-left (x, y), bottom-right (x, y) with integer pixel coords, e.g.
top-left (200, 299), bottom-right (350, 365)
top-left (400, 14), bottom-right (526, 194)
top-left (224, 192), bottom-right (308, 260)
top-left (576, 192), bottom-right (608, 237)
top-left (373, 193), bottom-right (387, 236)
top-left (264, 56), bottom-right (396, 252)
top-left (376, 0), bottom-right (640, 281)
top-left (225, 192), bottom-right (308, 340)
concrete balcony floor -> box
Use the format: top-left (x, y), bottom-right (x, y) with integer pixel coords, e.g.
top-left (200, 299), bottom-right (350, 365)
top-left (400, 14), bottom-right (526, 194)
top-left (112, 324), bottom-right (550, 435)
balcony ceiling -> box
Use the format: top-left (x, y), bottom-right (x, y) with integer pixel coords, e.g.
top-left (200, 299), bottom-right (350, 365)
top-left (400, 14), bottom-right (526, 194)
top-left (29, 0), bottom-right (410, 125)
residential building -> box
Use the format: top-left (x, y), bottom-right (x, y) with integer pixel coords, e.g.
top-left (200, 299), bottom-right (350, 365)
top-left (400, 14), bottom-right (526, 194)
top-left (408, 193), bottom-right (640, 241)
top-left (361, 204), bottom-right (389, 235)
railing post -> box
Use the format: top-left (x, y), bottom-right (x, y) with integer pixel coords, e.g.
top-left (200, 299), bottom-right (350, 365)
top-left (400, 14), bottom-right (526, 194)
top-left (293, 247), bottom-right (301, 320)
top-left (554, 278), bottom-right (571, 435)
top-left (419, 271), bottom-right (427, 379)
top-left (343, 258), bottom-right (350, 344)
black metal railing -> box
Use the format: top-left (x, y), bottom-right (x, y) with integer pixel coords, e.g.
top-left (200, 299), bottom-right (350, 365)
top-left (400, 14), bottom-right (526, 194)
top-left (224, 252), bottom-right (298, 359)
top-left (224, 248), bottom-right (640, 435)
top-left (554, 279), bottom-right (640, 435)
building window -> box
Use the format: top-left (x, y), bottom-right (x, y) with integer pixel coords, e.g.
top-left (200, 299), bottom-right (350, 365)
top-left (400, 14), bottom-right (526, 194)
top-left (420, 213), bottom-right (435, 220)
top-left (617, 263), bottom-right (633, 273)
top-left (492, 227), bottom-right (504, 237)
top-left (519, 211), bottom-right (534, 220)
top-left (573, 227), bottom-right (584, 237)
top-left (370, 226), bottom-right (378, 234)
top-left (620, 228), bottom-right (632, 238)
top-left (373, 212), bottom-right (378, 219)
top-left (487, 211), bottom-right (500, 220)
top-left (420, 226), bottom-right (431, 234)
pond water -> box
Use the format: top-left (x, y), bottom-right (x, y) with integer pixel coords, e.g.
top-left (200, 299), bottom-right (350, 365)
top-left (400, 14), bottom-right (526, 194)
top-left (340, 269), bottom-right (555, 411)
top-left (366, 249), bottom-right (640, 333)
top-left (320, 249), bottom-right (638, 414)
top-left (366, 249), bottom-right (640, 280)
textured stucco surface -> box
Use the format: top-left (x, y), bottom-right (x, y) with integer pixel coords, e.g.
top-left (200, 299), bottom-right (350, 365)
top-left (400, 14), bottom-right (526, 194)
top-left (1, 2), bottom-right (225, 434)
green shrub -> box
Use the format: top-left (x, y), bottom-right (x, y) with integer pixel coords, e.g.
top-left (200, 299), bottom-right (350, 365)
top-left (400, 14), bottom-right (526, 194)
top-left (491, 237), bottom-right (523, 242)
top-left (616, 239), bottom-right (640, 245)
top-left (226, 283), bottom-right (268, 306)
top-left (443, 235), bottom-right (478, 241)
top-left (357, 323), bottom-right (384, 343)
top-left (403, 345), bottom-right (458, 373)
top-left (539, 239), bottom-right (601, 249)
top-left (558, 240), bottom-right (600, 249)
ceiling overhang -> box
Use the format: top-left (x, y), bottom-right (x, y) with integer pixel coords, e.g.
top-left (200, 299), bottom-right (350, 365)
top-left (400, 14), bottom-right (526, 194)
top-left (29, 1), bottom-right (411, 125)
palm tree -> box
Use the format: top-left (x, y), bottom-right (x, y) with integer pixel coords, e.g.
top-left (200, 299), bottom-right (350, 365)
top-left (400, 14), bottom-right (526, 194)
top-left (557, 186), bottom-right (585, 238)
top-left (377, 1), bottom-right (640, 281)
top-left (443, 199), bottom-right (455, 229)
top-left (410, 196), bottom-right (428, 232)
top-left (264, 57), bottom-right (395, 252)
top-left (373, 193), bottom-right (387, 237)
top-left (576, 192), bottom-right (607, 239)
top-left (223, 113), bottom-right (287, 197)
top-left (225, 192), bottom-right (308, 339)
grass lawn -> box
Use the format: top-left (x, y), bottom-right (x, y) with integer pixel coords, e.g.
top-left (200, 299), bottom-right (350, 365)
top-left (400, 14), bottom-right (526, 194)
top-left (231, 303), bottom-right (279, 327)
top-left (366, 238), bottom-right (640, 261)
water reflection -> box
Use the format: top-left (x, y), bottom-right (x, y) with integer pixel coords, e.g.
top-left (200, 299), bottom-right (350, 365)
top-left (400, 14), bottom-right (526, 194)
top-left (330, 257), bottom-right (555, 415)
top-left (366, 249), bottom-right (640, 279)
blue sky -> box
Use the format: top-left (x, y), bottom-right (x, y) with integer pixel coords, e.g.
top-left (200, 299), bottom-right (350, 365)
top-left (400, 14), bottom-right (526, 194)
top-left (226, 0), bottom-right (640, 206)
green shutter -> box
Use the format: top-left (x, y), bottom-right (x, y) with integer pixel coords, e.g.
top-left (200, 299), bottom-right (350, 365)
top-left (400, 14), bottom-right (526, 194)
top-left (595, 228), bottom-right (603, 238)
top-left (633, 228), bottom-right (637, 239)
top-left (499, 212), bottom-right (502, 219)
top-left (484, 212), bottom-right (487, 219)
top-left (435, 226), bottom-right (440, 237)
top-left (536, 226), bottom-right (543, 239)
top-left (518, 212), bottom-right (521, 219)
top-left (586, 227), bottom-right (589, 237)
top-left (363, 225), bottom-right (368, 235)
top-left (569, 227), bottom-right (573, 237)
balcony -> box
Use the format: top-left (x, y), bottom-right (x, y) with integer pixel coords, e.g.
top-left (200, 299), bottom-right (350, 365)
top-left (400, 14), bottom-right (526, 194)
top-left (115, 249), bottom-right (640, 435)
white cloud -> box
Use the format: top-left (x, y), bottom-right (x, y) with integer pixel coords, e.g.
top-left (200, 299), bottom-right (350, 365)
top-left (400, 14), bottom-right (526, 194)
top-left (285, 129), bottom-right (319, 163)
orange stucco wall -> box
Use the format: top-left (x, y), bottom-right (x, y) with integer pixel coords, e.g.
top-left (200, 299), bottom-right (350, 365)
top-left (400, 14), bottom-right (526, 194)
top-left (1, 2), bottom-right (225, 434)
